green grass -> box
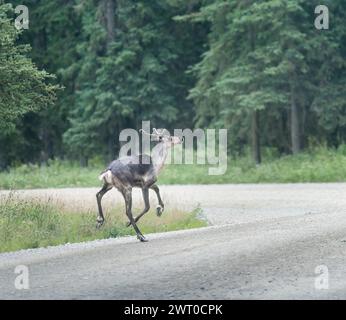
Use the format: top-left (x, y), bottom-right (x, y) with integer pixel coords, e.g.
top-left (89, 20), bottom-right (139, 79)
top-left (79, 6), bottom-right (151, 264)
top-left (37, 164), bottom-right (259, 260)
top-left (0, 194), bottom-right (206, 253)
top-left (2, 146), bottom-right (346, 189)
top-left (161, 145), bottom-right (346, 184)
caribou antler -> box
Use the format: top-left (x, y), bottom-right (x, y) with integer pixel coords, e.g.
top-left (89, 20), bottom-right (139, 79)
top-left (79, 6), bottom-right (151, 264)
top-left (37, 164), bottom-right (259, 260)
top-left (153, 128), bottom-right (168, 136)
top-left (139, 128), bottom-right (168, 137)
top-left (139, 129), bottom-right (156, 137)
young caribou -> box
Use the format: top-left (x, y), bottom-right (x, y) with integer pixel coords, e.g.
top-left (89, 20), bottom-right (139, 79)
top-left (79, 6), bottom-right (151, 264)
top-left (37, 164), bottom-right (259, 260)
top-left (96, 128), bottom-right (183, 242)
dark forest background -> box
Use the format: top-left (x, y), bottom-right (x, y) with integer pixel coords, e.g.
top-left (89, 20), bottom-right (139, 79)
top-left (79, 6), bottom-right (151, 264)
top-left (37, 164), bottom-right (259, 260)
top-left (1, 0), bottom-right (346, 170)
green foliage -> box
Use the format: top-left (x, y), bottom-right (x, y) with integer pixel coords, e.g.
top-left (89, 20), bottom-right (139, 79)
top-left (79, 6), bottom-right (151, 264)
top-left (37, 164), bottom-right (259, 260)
top-left (1, 0), bottom-right (346, 171)
top-left (0, 2), bottom-right (58, 133)
top-left (161, 146), bottom-right (346, 183)
top-left (2, 146), bottom-right (346, 188)
top-left (184, 0), bottom-right (346, 156)
top-left (0, 159), bottom-right (100, 189)
top-left (63, 0), bottom-right (207, 162)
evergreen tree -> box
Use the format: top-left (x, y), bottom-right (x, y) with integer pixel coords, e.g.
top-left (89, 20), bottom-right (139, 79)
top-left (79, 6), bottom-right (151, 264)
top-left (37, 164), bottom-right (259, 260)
top-left (1, 0), bottom-right (346, 168)
top-left (0, 2), bottom-right (57, 132)
top-left (0, 2), bottom-right (58, 168)
top-left (64, 0), bottom-right (206, 163)
top-left (185, 0), bottom-right (346, 161)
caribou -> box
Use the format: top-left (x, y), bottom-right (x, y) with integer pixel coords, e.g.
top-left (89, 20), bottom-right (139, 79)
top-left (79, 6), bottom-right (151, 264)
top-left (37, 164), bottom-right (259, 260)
top-left (96, 128), bottom-right (183, 242)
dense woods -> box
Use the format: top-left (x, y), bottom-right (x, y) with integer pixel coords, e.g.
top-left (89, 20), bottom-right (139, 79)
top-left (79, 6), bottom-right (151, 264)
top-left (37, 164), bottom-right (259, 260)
top-left (0, 0), bottom-right (345, 169)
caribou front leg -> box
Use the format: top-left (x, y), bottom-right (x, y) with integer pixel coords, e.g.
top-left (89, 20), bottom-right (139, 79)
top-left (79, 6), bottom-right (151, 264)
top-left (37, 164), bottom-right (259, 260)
top-left (126, 187), bottom-right (150, 227)
top-left (150, 184), bottom-right (164, 216)
top-left (123, 188), bottom-right (148, 242)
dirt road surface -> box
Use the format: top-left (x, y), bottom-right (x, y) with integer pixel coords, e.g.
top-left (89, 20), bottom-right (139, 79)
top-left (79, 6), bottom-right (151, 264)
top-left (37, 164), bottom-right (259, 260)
top-left (1, 183), bottom-right (346, 299)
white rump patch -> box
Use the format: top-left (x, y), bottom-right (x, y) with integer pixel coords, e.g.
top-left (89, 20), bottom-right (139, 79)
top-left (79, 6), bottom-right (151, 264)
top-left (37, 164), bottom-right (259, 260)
top-left (98, 170), bottom-right (113, 184)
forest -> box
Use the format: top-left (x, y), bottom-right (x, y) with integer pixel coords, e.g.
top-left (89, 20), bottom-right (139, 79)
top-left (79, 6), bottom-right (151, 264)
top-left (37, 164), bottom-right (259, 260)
top-left (0, 0), bottom-right (345, 170)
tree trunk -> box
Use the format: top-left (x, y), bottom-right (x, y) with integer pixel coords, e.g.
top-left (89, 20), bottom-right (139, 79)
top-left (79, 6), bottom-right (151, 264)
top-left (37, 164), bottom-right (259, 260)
top-left (105, 0), bottom-right (116, 162)
top-left (106, 0), bottom-right (116, 44)
top-left (249, 25), bottom-right (261, 165)
top-left (0, 149), bottom-right (5, 171)
top-left (40, 126), bottom-right (53, 165)
top-left (290, 80), bottom-right (301, 154)
top-left (251, 110), bottom-right (261, 165)
top-left (108, 131), bottom-right (115, 162)
top-left (80, 156), bottom-right (88, 167)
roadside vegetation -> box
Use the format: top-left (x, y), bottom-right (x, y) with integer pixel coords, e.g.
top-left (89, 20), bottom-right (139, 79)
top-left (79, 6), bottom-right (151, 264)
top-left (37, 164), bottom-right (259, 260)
top-left (1, 146), bottom-right (346, 189)
top-left (0, 194), bottom-right (205, 253)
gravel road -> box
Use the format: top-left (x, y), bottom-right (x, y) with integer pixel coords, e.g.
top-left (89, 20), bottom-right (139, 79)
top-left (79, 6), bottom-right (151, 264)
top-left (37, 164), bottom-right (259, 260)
top-left (1, 183), bottom-right (346, 299)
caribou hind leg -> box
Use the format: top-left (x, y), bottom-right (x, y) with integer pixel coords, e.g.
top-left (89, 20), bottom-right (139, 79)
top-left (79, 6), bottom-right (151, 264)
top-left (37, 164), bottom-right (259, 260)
top-left (96, 183), bottom-right (112, 228)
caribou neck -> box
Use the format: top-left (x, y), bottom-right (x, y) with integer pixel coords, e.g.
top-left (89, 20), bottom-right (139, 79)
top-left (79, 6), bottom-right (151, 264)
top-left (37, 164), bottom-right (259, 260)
top-left (151, 142), bottom-right (168, 175)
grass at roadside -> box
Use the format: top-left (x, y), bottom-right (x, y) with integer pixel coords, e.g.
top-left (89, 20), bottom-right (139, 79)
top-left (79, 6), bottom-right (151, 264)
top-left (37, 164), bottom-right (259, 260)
top-left (165, 145), bottom-right (346, 184)
top-left (1, 146), bottom-right (346, 189)
top-left (0, 195), bottom-right (206, 253)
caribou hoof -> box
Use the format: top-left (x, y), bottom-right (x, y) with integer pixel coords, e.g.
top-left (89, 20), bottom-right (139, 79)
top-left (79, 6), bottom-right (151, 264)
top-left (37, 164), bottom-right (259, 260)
top-left (96, 217), bottom-right (104, 228)
top-left (156, 205), bottom-right (164, 217)
top-left (137, 234), bottom-right (148, 242)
